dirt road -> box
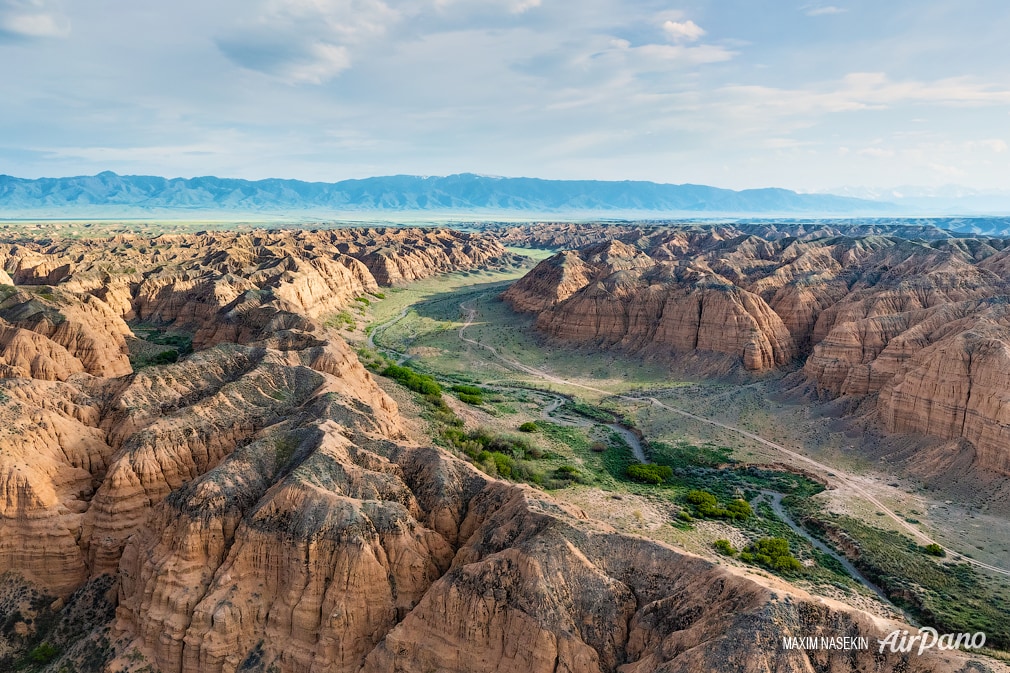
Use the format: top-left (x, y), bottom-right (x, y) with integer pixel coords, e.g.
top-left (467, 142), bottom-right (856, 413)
top-left (456, 299), bottom-right (1010, 579)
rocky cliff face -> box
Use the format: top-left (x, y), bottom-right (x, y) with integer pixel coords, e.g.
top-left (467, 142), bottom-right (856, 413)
top-left (0, 227), bottom-right (990, 673)
top-left (502, 224), bottom-right (1010, 475)
top-left (504, 240), bottom-right (796, 371)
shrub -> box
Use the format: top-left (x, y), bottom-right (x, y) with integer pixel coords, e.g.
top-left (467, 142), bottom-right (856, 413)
top-left (713, 539), bottom-right (737, 556)
top-left (451, 384), bottom-right (484, 396)
top-left (726, 499), bottom-right (753, 520)
top-left (457, 393), bottom-right (483, 405)
top-left (325, 311), bottom-right (355, 329)
top-left (518, 422), bottom-right (539, 433)
top-left (744, 538), bottom-right (803, 573)
top-left (924, 543), bottom-right (946, 557)
top-left (686, 489), bottom-right (718, 508)
top-left (685, 490), bottom-right (751, 520)
top-left (151, 349), bottom-right (179, 365)
top-left (686, 489), bottom-right (723, 517)
top-left (491, 452), bottom-right (514, 479)
top-left (626, 463), bottom-right (673, 484)
top-left (30, 643), bottom-right (59, 664)
top-left (554, 465), bottom-right (581, 482)
top-left (382, 364), bottom-right (442, 397)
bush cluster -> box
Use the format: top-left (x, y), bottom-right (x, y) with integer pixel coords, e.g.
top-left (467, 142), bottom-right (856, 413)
top-left (382, 364), bottom-right (442, 397)
top-left (713, 539), bottom-right (737, 556)
top-left (739, 537), bottom-right (803, 572)
top-left (625, 463), bottom-right (673, 484)
top-left (451, 384), bottom-right (486, 405)
top-left (685, 490), bottom-right (752, 520)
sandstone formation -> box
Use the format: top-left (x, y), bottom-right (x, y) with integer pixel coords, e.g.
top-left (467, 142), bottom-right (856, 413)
top-left (502, 224), bottom-right (1010, 475)
top-left (0, 225), bottom-right (993, 673)
top-left (503, 240), bottom-right (796, 371)
top-left (485, 220), bottom-right (962, 250)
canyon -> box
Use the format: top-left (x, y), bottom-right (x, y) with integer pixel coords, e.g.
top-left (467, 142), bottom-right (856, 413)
top-left (501, 223), bottom-right (1010, 477)
top-left (0, 225), bottom-right (1002, 672)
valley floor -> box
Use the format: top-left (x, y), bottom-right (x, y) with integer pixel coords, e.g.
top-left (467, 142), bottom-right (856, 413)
top-left (344, 253), bottom-right (1010, 658)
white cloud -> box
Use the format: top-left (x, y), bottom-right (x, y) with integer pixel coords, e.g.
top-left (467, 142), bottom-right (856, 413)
top-left (217, 0), bottom-right (398, 83)
top-left (287, 43), bottom-right (352, 83)
top-left (859, 147), bottom-right (894, 158)
top-left (634, 42), bottom-right (734, 64)
top-left (0, 0), bottom-right (69, 38)
top-left (716, 73), bottom-right (1010, 121)
top-left (927, 162), bottom-right (966, 177)
top-left (508, 0), bottom-right (541, 14)
top-left (662, 19), bottom-right (705, 42)
top-left (955, 138), bottom-right (1009, 153)
top-left (804, 5), bottom-right (846, 16)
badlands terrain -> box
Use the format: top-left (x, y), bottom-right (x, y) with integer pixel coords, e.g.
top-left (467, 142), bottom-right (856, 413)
top-left (0, 220), bottom-right (1006, 672)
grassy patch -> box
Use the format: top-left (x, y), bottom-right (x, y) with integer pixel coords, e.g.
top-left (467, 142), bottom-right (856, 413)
top-left (325, 311), bottom-right (356, 330)
top-left (127, 326), bottom-right (194, 369)
top-left (792, 503), bottom-right (1010, 648)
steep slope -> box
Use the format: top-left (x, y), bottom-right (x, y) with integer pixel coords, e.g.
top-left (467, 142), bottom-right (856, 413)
top-left (504, 240), bottom-right (796, 371)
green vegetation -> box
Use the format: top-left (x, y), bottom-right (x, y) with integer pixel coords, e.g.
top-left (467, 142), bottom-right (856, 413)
top-left (625, 463), bottom-right (673, 484)
top-left (793, 505), bottom-right (1010, 649)
top-left (451, 384), bottom-right (485, 405)
top-left (354, 296), bottom-right (371, 306)
top-left (518, 421), bottom-right (539, 433)
top-left (562, 400), bottom-right (615, 423)
top-left (648, 440), bottom-right (734, 469)
top-left (28, 643), bottom-right (59, 665)
top-left (739, 537), bottom-right (803, 573)
top-left (685, 490), bottom-right (752, 520)
top-left (713, 539), bottom-right (737, 556)
top-left (128, 327), bottom-right (194, 369)
top-left (374, 361), bottom-right (587, 487)
top-left (325, 311), bottom-right (356, 330)
top-left (924, 543), bottom-right (946, 557)
top-left (382, 364), bottom-right (442, 397)
top-left (274, 435), bottom-right (298, 467)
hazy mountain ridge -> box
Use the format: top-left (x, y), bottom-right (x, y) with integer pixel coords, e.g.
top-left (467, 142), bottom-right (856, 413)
top-left (0, 172), bottom-right (890, 215)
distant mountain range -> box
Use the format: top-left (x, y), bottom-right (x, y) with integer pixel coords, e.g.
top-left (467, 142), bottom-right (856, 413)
top-left (0, 172), bottom-right (893, 217)
top-left (821, 185), bottom-right (1010, 215)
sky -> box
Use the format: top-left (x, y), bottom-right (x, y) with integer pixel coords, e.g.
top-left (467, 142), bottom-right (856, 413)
top-left (2, 0), bottom-right (1010, 192)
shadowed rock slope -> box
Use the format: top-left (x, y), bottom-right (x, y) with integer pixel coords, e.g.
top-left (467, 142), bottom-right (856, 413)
top-left (503, 224), bottom-right (1010, 477)
top-left (0, 228), bottom-right (1000, 672)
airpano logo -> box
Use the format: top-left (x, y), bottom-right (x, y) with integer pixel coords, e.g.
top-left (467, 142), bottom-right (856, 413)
top-left (878, 628), bottom-right (986, 655)
top-left (780, 628), bottom-right (988, 654)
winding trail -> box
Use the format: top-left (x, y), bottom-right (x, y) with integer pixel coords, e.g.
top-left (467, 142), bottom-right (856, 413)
top-left (367, 307), bottom-right (412, 363)
top-left (456, 299), bottom-right (1010, 579)
top-left (755, 491), bottom-right (891, 602)
top-left (367, 307), bottom-right (409, 350)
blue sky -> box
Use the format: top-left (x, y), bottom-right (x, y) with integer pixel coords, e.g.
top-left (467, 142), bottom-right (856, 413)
top-left (2, 0), bottom-right (1010, 191)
